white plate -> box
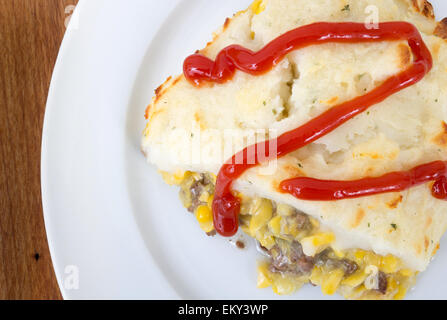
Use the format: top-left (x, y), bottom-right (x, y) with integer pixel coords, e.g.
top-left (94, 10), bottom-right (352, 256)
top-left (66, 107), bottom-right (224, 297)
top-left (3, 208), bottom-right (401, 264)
top-left (42, 0), bottom-right (447, 299)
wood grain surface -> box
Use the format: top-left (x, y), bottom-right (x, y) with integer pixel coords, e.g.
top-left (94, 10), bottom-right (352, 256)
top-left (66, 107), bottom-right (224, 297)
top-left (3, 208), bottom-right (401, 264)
top-left (0, 0), bottom-right (78, 300)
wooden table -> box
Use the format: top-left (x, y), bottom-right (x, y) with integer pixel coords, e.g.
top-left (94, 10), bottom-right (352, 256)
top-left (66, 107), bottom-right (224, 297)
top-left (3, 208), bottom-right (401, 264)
top-left (0, 0), bottom-right (78, 299)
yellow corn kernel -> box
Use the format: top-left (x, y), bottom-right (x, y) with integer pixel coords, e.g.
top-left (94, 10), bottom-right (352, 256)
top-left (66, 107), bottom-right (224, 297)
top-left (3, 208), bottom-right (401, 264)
top-left (387, 277), bottom-right (399, 296)
top-left (344, 284), bottom-right (367, 300)
top-left (268, 215), bottom-right (282, 236)
top-left (311, 233), bottom-right (335, 246)
top-left (257, 264), bottom-right (272, 289)
top-left (195, 205), bottom-right (212, 224)
top-left (249, 199), bottom-right (273, 234)
top-left (309, 266), bottom-right (323, 286)
top-left (251, 0), bottom-right (266, 15)
top-left (300, 233), bottom-right (335, 256)
top-left (160, 170), bottom-right (187, 185)
top-left (239, 193), bottom-right (253, 214)
top-left (206, 194), bottom-right (214, 208)
top-left (321, 269), bottom-right (344, 295)
top-left (276, 203), bottom-right (295, 217)
top-left (272, 277), bottom-right (298, 295)
top-left (240, 200), bottom-right (251, 215)
top-left (354, 250), bottom-right (366, 261)
top-left (380, 255), bottom-right (400, 274)
top-left (393, 284), bottom-right (408, 300)
top-left (332, 247), bottom-right (345, 258)
top-left (250, 31), bottom-right (256, 40)
top-left (353, 250), bottom-right (381, 267)
top-left (210, 173), bottom-right (217, 184)
top-left (399, 268), bottom-right (414, 277)
top-left (341, 270), bottom-right (367, 287)
top-left (195, 205), bottom-right (214, 233)
top-left (199, 191), bottom-right (210, 203)
top-left (259, 233), bottom-right (276, 250)
top-left (363, 252), bottom-right (381, 267)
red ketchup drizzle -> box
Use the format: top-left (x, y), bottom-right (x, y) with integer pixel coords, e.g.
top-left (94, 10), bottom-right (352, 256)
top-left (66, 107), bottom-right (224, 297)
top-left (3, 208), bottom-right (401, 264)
top-left (183, 22), bottom-right (445, 237)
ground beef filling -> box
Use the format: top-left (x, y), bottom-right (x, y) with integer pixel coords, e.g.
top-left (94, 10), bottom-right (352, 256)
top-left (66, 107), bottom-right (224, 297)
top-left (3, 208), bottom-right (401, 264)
top-left (377, 271), bottom-right (388, 294)
top-left (266, 241), bottom-right (388, 294)
top-left (314, 249), bottom-right (359, 276)
top-left (267, 242), bottom-right (358, 277)
top-left (180, 173), bottom-right (214, 213)
top-left (268, 241), bottom-right (314, 274)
